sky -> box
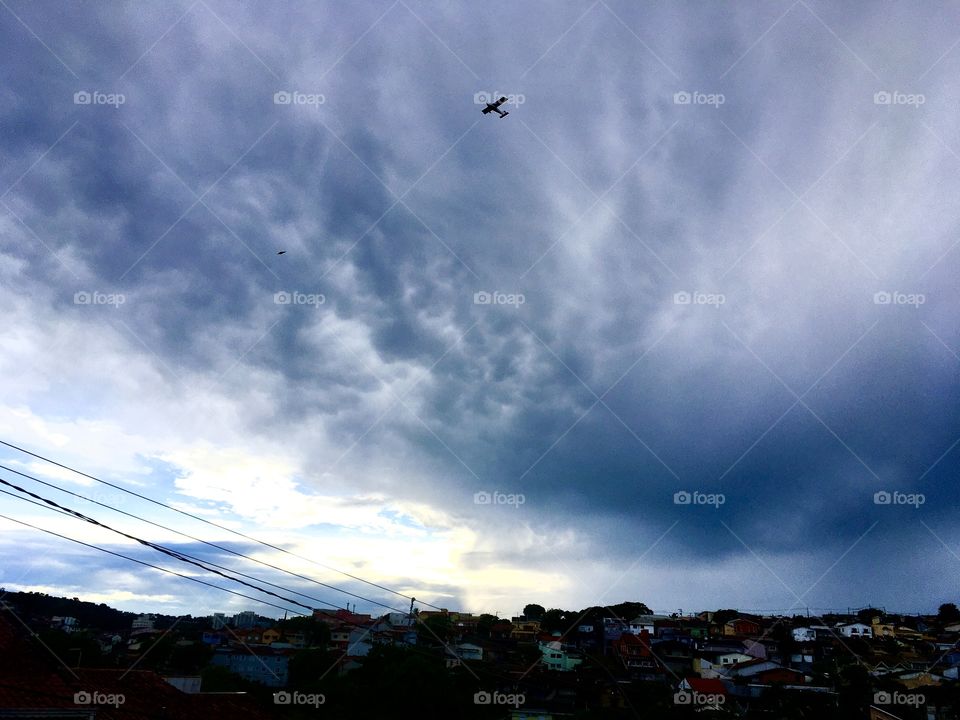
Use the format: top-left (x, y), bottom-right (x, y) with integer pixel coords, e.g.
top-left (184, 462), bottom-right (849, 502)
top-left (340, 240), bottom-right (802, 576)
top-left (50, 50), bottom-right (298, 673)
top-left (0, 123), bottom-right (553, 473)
top-left (0, 0), bottom-right (958, 621)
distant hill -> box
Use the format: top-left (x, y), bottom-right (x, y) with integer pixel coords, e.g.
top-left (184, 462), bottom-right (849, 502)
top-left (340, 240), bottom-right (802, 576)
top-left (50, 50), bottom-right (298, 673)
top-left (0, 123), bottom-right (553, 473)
top-left (2, 590), bottom-right (138, 632)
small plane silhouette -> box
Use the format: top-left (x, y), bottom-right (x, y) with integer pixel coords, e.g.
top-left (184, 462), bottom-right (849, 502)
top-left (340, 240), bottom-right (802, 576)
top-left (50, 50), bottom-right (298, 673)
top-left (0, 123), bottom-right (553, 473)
top-left (481, 96), bottom-right (509, 118)
top-left (277, 251), bottom-right (286, 255)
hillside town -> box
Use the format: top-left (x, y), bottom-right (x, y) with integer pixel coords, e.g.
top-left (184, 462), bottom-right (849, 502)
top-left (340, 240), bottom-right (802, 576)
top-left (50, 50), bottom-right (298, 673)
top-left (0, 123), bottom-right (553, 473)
top-left (1, 591), bottom-right (958, 718)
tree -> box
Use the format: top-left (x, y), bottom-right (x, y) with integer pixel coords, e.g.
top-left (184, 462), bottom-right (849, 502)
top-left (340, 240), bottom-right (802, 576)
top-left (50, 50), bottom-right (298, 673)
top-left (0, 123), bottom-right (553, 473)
top-left (540, 608), bottom-right (572, 634)
top-left (418, 613), bottom-right (452, 644)
top-left (607, 601), bottom-right (652, 620)
top-left (937, 603), bottom-right (960, 623)
top-left (523, 604), bottom-right (546, 620)
top-left (475, 613), bottom-right (498, 639)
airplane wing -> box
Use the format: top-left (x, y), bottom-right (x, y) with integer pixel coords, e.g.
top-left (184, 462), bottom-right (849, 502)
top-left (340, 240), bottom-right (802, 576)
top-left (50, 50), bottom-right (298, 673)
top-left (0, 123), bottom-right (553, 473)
top-left (493, 96), bottom-right (507, 107)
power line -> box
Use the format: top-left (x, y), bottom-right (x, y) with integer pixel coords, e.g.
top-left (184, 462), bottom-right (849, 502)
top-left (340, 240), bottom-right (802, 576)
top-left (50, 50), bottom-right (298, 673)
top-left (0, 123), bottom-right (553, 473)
top-left (0, 481), bottom-right (346, 614)
top-left (0, 441), bottom-right (506, 681)
top-left (0, 462), bottom-right (406, 614)
top-left (0, 439), bottom-right (445, 611)
top-left (0, 477), bottom-right (315, 613)
top-left (0, 512), bottom-right (305, 617)
top-left (0, 506), bottom-right (511, 687)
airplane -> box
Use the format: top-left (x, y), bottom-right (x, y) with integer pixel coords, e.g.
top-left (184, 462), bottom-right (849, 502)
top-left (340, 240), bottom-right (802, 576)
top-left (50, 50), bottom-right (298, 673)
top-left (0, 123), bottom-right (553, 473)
top-left (277, 250), bottom-right (286, 255)
top-left (481, 96), bottom-right (510, 118)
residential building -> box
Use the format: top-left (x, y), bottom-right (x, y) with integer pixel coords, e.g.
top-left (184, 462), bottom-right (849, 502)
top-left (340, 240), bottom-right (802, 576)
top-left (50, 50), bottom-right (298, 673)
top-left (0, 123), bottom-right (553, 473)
top-left (232, 611), bottom-right (257, 629)
top-left (210, 647), bottom-right (289, 686)
top-left (836, 622), bottom-right (874, 638)
top-left (540, 640), bottom-right (583, 671)
top-left (131, 614), bottom-right (155, 632)
top-left (724, 618), bottom-right (761, 636)
top-left (453, 642), bottom-right (483, 661)
top-left (51, 616), bottom-right (77, 633)
top-left (511, 619), bottom-right (540, 643)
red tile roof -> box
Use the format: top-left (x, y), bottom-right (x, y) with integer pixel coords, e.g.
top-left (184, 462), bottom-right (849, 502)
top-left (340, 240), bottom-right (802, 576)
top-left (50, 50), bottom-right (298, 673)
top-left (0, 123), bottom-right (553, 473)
top-left (684, 677), bottom-right (728, 695)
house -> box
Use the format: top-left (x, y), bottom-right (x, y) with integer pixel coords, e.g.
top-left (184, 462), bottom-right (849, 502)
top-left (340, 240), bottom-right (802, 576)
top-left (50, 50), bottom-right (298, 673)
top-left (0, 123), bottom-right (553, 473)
top-left (232, 628), bottom-right (263, 644)
top-left (210, 646), bottom-right (290, 686)
top-left (836, 622), bottom-right (873, 639)
top-left (490, 620), bottom-right (514, 640)
top-left (330, 627), bottom-right (351, 649)
top-left (680, 619), bottom-right (712, 639)
top-left (51, 616), bottom-right (78, 633)
top-left (511, 619), bottom-right (540, 643)
top-left (232, 611), bottom-right (258, 629)
top-left (873, 619), bottom-right (897, 638)
top-left (793, 627), bottom-right (817, 642)
top-left (131, 614), bottom-right (155, 632)
top-left (164, 676), bottom-right (202, 693)
top-left (714, 651), bottom-right (754, 667)
top-left (652, 639), bottom-right (694, 675)
top-left (540, 640), bottom-right (583, 671)
top-left (628, 614), bottom-right (669, 635)
top-left (742, 639), bottom-right (768, 659)
top-left (603, 617), bottom-right (629, 642)
top-left (894, 626), bottom-right (923, 641)
top-left (453, 642), bottom-right (483, 661)
top-left (724, 618), bottom-right (761, 637)
top-left (725, 658), bottom-right (809, 684)
top-left (677, 676), bottom-right (729, 707)
top-left (345, 627), bottom-right (374, 657)
top-left (313, 608), bottom-right (373, 627)
top-left (261, 627), bottom-right (281, 644)
top-left (613, 632), bottom-right (661, 675)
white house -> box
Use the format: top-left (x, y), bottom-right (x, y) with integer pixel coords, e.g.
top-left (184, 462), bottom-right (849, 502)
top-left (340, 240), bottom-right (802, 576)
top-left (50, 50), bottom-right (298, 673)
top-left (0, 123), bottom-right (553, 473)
top-left (836, 622), bottom-right (873, 639)
top-left (627, 614), bottom-right (668, 635)
top-left (715, 652), bottom-right (754, 666)
top-left (792, 627), bottom-right (816, 642)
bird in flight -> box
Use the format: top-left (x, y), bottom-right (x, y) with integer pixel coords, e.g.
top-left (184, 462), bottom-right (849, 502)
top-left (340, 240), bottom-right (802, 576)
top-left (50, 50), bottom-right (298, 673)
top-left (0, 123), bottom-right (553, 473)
top-left (481, 96), bottom-right (510, 118)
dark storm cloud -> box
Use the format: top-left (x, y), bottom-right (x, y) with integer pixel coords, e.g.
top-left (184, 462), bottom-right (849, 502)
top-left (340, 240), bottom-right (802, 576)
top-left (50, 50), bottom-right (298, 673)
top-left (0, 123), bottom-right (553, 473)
top-left (2, 0), bottom-right (960, 611)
